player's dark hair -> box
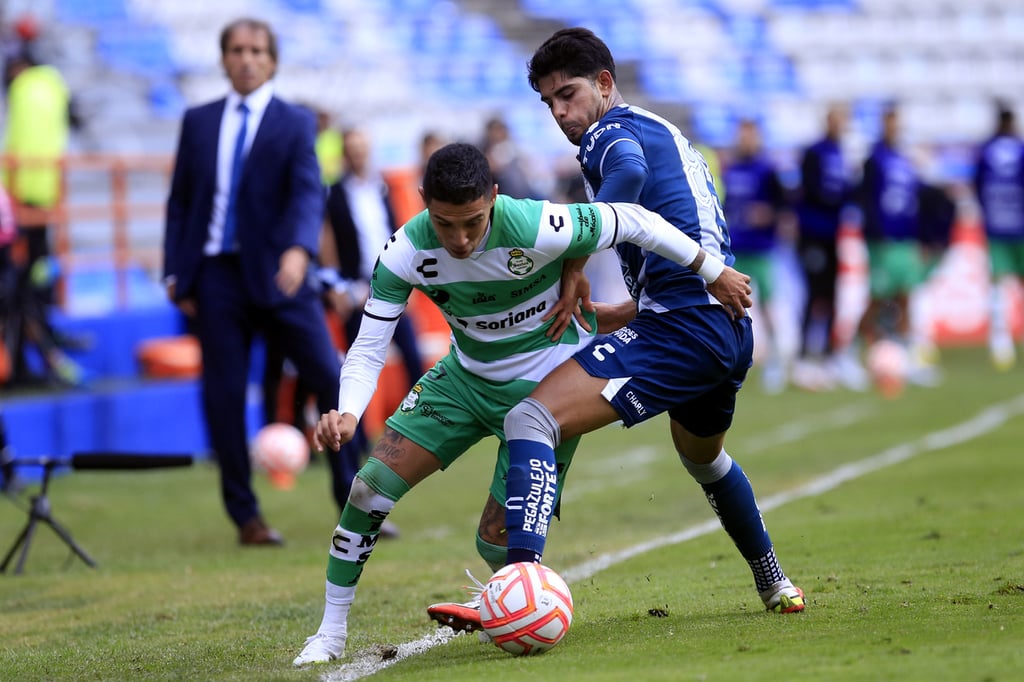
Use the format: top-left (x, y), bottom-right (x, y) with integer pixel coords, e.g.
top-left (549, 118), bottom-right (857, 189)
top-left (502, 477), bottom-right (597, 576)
top-left (421, 143), bottom-right (492, 205)
top-left (220, 18), bottom-right (279, 64)
top-left (527, 27), bottom-right (616, 93)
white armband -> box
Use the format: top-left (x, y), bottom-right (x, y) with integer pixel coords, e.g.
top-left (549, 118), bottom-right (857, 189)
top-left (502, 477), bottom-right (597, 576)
top-left (696, 253), bottom-right (725, 283)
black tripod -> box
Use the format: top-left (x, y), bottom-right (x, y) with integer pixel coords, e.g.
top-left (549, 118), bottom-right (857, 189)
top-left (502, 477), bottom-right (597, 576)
top-left (1, 458), bottom-right (96, 575)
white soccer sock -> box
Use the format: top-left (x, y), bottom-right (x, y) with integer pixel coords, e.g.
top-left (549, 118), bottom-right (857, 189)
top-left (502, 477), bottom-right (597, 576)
top-left (317, 580), bottom-right (354, 638)
top-left (680, 450), bottom-right (733, 485)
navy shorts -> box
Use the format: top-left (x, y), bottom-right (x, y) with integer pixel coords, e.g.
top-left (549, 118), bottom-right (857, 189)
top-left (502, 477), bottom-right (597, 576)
top-left (573, 306), bottom-right (753, 436)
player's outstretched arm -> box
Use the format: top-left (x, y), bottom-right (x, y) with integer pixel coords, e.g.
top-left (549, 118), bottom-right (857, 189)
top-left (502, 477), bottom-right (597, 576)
top-left (600, 202), bottom-right (753, 318)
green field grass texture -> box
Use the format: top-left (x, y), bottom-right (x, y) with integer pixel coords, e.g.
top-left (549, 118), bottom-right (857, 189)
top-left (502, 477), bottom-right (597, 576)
top-left (1, 347), bottom-right (1021, 681)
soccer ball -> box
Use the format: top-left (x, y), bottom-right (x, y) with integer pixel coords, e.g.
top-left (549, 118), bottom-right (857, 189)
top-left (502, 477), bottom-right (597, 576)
top-left (866, 339), bottom-right (909, 399)
top-left (480, 562), bottom-right (573, 656)
top-left (251, 423), bottom-right (309, 489)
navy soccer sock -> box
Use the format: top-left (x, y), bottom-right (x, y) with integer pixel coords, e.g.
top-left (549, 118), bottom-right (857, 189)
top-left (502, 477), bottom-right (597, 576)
top-left (504, 397), bottom-right (561, 565)
top-left (505, 438), bottom-right (558, 564)
top-left (687, 453), bottom-right (784, 591)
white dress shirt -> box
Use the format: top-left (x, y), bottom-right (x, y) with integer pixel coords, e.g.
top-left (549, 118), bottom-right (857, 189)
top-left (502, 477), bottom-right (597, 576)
top-left (204, 81), bottom-right (274, 255)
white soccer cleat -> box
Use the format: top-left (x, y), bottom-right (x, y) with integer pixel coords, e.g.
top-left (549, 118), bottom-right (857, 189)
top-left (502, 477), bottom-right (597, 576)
top-left (761, 579), bottom-right (806, 614)
top-left (293, 632), bottom-right (346, 666)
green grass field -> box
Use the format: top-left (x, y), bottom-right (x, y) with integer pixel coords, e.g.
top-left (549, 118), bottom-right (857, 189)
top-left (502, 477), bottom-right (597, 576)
top-left (2, 346), bottom-right (1022, 681)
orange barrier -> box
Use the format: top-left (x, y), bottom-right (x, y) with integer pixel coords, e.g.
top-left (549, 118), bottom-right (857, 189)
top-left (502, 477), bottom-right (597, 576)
top-left (3, 154), bottom-right (454, 438)
top-left (2, 153), bottom-right (172, 309)
top-left (834, 218), bottom-right (1022, 348)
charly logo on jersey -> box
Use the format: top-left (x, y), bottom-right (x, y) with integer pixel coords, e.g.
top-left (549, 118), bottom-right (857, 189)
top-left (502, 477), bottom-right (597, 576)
top-left (507, 248), bottom-right (534, 276)
top-left (400, 384), bottom-right (423, 412)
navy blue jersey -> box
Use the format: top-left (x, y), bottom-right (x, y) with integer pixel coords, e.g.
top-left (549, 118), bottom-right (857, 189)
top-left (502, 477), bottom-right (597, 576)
top-left (974, 134), bottom-right (1024, 240)
top-left (578, 104), bottom-right (733, 311)
top-left (860, 141), bottom-right (919, 241)
top-left (722, 153), bottom-right (785, 254)
top-left (797, 137), bottom-right (848, 239)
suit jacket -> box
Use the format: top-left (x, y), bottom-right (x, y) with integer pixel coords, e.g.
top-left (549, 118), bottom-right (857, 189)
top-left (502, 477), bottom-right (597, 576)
top-left (164, 96), bottom-right (324, 306)
top-left (325, 172), bottom-right (399, 282)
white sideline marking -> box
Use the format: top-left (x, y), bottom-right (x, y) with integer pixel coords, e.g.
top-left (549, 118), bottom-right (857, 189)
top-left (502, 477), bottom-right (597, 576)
top-left (322, 393), bottom-right (1024, 681)
top-left (738, 402), bottom-right (877, 454)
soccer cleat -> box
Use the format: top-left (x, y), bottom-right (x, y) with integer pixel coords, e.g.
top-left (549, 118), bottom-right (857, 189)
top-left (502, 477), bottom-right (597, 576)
top-left (990, 341), bottom-right (1016, 372)
top-left (762, 580), bottom-right (806, 614)
top-left (292, 632), bottom-right (346, 666)
top-left (427, 568), bottom-right (485, 632)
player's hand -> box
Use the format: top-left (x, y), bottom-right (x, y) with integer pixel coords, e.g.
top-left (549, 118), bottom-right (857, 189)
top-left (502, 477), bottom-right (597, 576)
top-left (544, 257), bottom-right (595, 341)
top-left (707, 266), bottom-right (753, 320)
top-left (326, 289), bottom-right (356, 321)
top-left (593, 300), bottom-right (637, 333)
top-left (167, 282), bottom-right (198, 317)
top-left (276, 246), bottom-right (310, 297)
top-left (314, 410), bottom-right (359, 452)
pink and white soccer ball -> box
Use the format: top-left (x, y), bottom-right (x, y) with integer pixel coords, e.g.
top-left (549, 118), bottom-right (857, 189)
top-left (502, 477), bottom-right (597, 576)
top-left (480, 562), bottom-right (574, 656)
top-left (866, 339), bottom-right (910, 398)
top-left (251, 423), bottom-right (309, 488)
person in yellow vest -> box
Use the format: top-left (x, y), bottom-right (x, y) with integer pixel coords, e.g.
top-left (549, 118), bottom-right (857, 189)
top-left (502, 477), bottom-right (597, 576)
top-left (313, 108), bottom-right (343, 186)
top-left (2, 48), bottom-right (83, 387)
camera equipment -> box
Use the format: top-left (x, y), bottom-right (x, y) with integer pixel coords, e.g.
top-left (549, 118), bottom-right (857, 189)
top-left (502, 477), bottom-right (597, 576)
top-left (1, 451), bottom-right (193, 575)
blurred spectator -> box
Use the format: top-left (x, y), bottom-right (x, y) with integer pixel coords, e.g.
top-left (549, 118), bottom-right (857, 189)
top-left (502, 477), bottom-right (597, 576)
top-left (853, 103), bottom-right (939, 386)
top-left (313, 107), bottom-right (343, 186)
top-left (974, 102), bottom-right (1024, 371)
top-left (385, 130), bottom-right (446, 225)
top-left (419, 131), bottom-right (445, 179)
top-left (0, 184), bottom-right (15, 385)
top-left (1, 44), bottom-right (85, 388)
top-left (793, 104), bottom-right (852, 391)
top-left (480, 115), bottom-right (539, 199)
top-left (324, 126), bottom-right (423, 392)
top-left (721, 118), bottom-right (790, 393)
top-left (163, 18), bottom-right (348, 546)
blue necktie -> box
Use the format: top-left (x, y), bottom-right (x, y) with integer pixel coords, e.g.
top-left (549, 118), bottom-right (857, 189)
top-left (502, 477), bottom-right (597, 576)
top-left (221, 101), bottom-right (249, 252)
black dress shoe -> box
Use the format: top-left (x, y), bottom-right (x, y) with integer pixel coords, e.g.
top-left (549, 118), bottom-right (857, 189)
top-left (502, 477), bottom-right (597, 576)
top-left (239, 517), bottom-right (285, 546)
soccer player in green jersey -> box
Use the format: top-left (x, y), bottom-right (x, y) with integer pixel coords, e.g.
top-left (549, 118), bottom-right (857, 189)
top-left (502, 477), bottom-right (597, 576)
top-left (293, 143), bottom-right (752, 665)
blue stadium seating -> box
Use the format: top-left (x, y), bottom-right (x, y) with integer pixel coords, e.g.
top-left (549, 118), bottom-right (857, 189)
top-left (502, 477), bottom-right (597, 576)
top-left (9, 0), bottom-right (1020, 466)
top-left (96, 22), bottom-right (176, 78)
top-left (55, 0), bottom-right (128, 24)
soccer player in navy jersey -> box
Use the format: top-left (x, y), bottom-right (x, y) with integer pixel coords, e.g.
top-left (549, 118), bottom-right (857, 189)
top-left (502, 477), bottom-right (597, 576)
top-left (293, 143), bottom-right (753, 665)
top-left (974, 103), bottom-right (1024, 370)
top-left (722, 118), bottom-right (791, 392)
top-left (853, 104), bottom-right (940, 386)
top-left (430, 28), bottom-right (804, 623)
top-left (793, 105), bottom-right (855, 390)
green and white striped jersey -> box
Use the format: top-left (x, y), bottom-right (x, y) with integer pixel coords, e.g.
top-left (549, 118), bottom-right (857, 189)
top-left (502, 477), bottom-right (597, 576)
top-left (339, 195), bottom-right (711, 419)
top-left (365, 195), bottom-right (606, 384)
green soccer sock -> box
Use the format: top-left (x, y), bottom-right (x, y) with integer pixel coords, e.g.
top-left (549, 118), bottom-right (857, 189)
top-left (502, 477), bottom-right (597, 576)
top-left (325, 457), bottom-right (410, 589)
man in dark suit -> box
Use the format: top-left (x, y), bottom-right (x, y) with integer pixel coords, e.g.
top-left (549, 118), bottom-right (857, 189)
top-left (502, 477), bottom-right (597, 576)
top-left (163, 18), bottom-right (342, 546)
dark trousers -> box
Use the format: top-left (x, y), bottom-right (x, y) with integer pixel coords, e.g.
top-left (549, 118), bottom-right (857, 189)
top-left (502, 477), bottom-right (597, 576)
top-left (796, 235), bottom-right (839, 357)
top-left (261, 323), bottom-right (369, 515)
top-left (196, 255), bottom-right (345, 528)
